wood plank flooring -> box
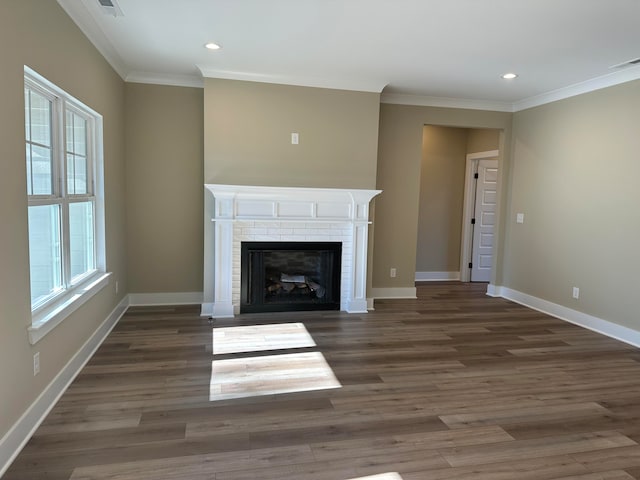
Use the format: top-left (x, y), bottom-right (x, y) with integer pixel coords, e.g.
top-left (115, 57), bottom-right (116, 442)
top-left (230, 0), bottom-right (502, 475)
top-left (6, 282), bottom-right (640, 479)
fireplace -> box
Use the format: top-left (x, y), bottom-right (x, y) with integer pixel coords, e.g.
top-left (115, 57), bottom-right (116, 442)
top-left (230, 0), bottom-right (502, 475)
top-left (203, 184), bottom-right (381, 318)
top-left (241, 242), bottom-right (341, 313)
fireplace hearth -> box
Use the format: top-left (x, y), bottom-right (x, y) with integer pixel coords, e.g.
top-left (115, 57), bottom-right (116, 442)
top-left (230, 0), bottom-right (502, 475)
top-left (241, 242), bottom-right (341, 313)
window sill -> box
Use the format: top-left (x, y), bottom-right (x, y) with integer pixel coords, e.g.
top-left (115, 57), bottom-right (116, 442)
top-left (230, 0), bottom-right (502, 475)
top-left (28, 272), bottom-right (112, 345)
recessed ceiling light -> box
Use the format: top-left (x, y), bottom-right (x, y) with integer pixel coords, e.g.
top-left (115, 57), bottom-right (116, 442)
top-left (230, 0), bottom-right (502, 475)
top-left (205, 42), bottom-right (221, 50)
top-left (502, 73), bottom-right (518, 79)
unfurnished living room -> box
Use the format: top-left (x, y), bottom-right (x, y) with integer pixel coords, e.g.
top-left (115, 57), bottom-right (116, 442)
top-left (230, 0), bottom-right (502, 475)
top-left (2, 0), bottom-right (640, 478)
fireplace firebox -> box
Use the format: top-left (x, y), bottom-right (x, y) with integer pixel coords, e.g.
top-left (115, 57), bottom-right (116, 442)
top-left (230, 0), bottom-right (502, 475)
top-left (241, 242), bottom-right (342, 313)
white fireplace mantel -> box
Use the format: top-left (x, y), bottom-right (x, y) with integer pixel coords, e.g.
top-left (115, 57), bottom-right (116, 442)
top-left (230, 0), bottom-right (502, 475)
top-left (202, 184), bottom-right (381, 317)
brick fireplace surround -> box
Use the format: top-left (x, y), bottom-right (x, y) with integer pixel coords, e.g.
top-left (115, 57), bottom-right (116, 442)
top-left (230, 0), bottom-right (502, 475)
top-left (202, 184), bottom-right (381, 318)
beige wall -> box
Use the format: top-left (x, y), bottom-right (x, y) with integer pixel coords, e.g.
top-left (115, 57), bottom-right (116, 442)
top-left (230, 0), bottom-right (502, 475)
top-left (504, 79), bottom-right (640, 329)
top-left (0, 0), bottom-right (126, 441)
top-left (374, 104), bottom-right (512, 289)
top-left (416, 126), bottom-right (469, 272)
top-left (467, 128), bottom-right (500, 154)
top-left (202, 78), bottom-right (381, 301)
top-left (125, 84), bottom-right (204, 293)
top-left (203, 78), bottom-right (380, 189)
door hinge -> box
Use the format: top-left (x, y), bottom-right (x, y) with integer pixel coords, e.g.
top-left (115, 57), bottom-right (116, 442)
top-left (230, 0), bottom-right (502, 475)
top-left (471, 218), bottom-right (476, 225)
top-left (468, 262), bottom-right (473, 269)
top-left (474, 173), bottom-right (479, 179)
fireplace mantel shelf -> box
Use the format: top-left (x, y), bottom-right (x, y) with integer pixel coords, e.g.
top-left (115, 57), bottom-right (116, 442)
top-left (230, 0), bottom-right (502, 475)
top-left (205, 184), bottom-right (381, 223)
top-left (211, 218), bottom-right (373, 224)
top-left (203, 184), bottom-right (382, 318)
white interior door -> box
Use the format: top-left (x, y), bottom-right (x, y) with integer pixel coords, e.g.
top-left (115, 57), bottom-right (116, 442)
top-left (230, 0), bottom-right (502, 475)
top-left (471, 159), bottom-right (498, 282)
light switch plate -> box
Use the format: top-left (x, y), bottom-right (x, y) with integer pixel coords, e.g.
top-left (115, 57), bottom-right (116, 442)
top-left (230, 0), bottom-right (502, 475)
top-left (516, 213), bottom-right (524, 224)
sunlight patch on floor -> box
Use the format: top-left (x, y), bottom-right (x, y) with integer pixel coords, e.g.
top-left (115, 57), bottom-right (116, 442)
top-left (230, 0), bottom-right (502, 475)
top-left (210, 351), bottom-right (341, 401)
top-left (212, 322), bottom-right (316, 355)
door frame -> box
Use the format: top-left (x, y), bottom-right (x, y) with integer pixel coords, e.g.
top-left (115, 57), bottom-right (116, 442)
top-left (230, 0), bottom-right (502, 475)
top-left (460, 150), bottom-right (499, 282)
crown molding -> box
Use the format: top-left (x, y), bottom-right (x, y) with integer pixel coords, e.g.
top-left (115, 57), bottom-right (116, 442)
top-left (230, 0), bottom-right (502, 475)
top-left (55, 1), bottom-right (640, 109)
top-left (125, 72), bottom-right (204, 89)
top-left (380, 93), bottom-right (514, 112)
top-left (56, 0), bottom-right (128, 80)
top-left (512, 64), bottom-right (640, 111)
top-left (382, 65), bottom-right (640, 113)
top-left (197, 66), bottom-right (386, 93)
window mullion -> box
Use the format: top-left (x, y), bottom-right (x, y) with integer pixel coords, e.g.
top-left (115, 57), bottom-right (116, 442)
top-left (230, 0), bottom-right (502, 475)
top-left (56, 97), bottom-right (72, 289)
top-left (88, 118), bottom-right (94, 196)
top-left (27, 90), bottom-right (33, 195)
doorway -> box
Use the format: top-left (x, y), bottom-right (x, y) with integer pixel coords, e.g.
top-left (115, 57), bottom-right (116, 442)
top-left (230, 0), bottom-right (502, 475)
top-left (415, 126), bottom-right (501, 284)
top-left (460, 151), bottom-right (499, 282)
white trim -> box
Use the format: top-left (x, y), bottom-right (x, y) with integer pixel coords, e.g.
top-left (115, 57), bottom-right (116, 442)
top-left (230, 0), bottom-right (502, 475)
top-left (0, 296), bottom-right (129, 478)
top-left (490, 286), bottom-right (640, 349)
top-left (210, 302), bottom-right (235, 318)
top-left (486, 283), bottom-right (500, 297)
top-left (128, 292), bottom-right (204, 306)
top-left (381, 65), bottom-right (640, 113)
top-left (51, 1), bottom-right (640, 109)
top-left (513, 64), bottom-right (640, 111)
top-left (380, 93), bottom-right (514, 112)
top-left (415, 271), bottom-right (460, 282)
top-left (55, 0), bottom-right (128, 80)
top-left (201, 302), bottom-right (214, 317)
top-left (367, 298), bottom-right (375, 311)
top-left (29, 273), bottom-right (112, 344)
top-left (346, 299), bottom-right (369, 314)
top-left (466, 150), bottom-right (499, 161)
top-left (371, 287), bottom-right (417, 299)
top-left (460, 156), bottom-right (477, 283)
top-left (204, 185), bottom-right (381, 317)
top-left (198, 66), bottom-right (386, 93)
top-left (125, 72), bottom-right (204, 89)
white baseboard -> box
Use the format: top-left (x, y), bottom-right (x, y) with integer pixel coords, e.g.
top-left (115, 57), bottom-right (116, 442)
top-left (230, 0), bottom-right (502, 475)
top-left (486, 283), bottom-right (500, 297)
top-left (201, 302), bottom-right (213, 317)
top-left (415, 271), bottom-right (460, 282)
top-left (367, 297), bottom-right (375, 310)
top-left (371, 287), bottom-right (417, 299)
top-left (0, 296), bottom-right (129, 477)
top-left (490, 285), bottom-right (640, 349)
top-left (128, 291), bottom-right (203, 306)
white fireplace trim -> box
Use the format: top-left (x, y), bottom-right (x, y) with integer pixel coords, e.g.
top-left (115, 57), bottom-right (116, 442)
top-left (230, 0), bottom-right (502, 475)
top-left (202, 184), bottom-right (381, 317)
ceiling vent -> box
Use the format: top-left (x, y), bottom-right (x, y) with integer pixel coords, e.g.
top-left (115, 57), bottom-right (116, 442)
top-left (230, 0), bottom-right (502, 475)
top-left (97, 0), bottom-right (124, 17)
top-left (609, 57), bottom-right (640, 69)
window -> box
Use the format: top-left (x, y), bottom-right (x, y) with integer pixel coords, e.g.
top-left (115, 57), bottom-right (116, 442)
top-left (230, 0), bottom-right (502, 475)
top-left (25, 67), bottom-right (108, 343)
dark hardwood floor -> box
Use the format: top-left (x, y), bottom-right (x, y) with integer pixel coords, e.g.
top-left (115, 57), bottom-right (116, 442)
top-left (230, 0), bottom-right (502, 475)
top-left (6, 282), bottom-right (640, 479)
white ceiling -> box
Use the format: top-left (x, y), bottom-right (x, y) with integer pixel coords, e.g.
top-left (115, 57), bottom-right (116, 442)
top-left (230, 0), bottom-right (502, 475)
top-left (58, 0), bottom-right (640, 111)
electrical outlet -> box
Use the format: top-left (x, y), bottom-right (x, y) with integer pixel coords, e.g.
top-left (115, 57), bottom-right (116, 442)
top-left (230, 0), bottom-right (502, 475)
top-left (33, 352), bottom-right (40, 376)
top-left (291, 132), bottom-right (299, 144)
top-left (390, 267), bottom-right (397, 278)
top-left (572, 287), bottom-right (580, 299)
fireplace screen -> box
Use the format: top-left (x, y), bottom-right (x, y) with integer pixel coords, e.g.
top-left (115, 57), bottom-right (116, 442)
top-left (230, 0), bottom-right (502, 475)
top-left (241, 242), bottom-right (341, 313)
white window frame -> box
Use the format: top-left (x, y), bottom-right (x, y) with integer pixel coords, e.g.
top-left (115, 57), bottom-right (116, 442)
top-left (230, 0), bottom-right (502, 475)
top-left (25, 66), bottom-right (110, 345)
